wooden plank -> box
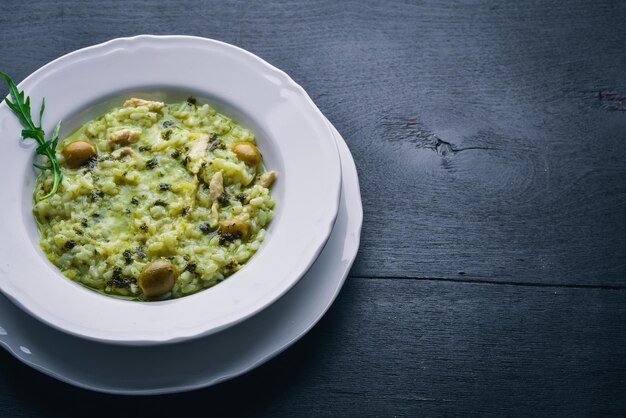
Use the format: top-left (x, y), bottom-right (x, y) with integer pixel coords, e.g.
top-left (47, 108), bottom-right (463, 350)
top-left (0, 1), bottom-right (624, 417)
top-left (0, 278), bottom-right (624, 415)
top-left (1, 0), bottom-right (625, 285)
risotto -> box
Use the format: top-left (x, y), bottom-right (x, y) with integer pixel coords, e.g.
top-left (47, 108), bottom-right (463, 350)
top-left (33, 97), bottom-right (276, 301)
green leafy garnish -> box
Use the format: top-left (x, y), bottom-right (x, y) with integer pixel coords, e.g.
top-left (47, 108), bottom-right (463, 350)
top-left (0, 72), bottom-right (62, 200)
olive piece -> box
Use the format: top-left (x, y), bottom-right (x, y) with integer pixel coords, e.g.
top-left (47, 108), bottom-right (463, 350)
top-left (232, 142), bottom-right (262, 166)
top-left (138, 259), bottom-right (177, 299)
top-left (62, 140), bottom-right (97, 168)
top-left (220, 218), bottom-right (250, 241)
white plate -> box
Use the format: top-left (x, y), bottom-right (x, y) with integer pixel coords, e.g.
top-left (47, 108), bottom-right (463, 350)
top-left (0, 36), bottom-right (342, 345)
top-left (0, 120), bottom-right (360, 395)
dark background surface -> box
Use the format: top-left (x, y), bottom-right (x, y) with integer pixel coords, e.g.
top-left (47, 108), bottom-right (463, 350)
top-left (1, 0), bottom-right (626, 416)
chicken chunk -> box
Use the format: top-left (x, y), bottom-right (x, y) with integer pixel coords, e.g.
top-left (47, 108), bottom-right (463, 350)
top-left (187, 134), bottom-right (209, 174)
top-left (209, 171), bottom-right (224, 200)
top-left (123, 98), bottom-right (165, 111)
top-left (210, 201), bottom-right (220, 228)
top-left (108, 128), bottom-right (142, 149)
top-left (258, 170), bottom-right (277, 188)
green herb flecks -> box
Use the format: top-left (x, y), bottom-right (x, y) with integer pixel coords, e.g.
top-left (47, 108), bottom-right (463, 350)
top-left (0, 72), bottom-right (62, 200)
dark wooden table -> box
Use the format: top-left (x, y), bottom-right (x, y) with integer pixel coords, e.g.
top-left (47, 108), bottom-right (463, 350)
top-left (2, 0), bottom-right (626, 415)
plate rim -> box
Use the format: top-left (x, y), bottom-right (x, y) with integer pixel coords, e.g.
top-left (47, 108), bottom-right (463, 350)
top-left (0, 35), bottom-right (342, 345)
top-left (0, 119), bottom-right (362, 395)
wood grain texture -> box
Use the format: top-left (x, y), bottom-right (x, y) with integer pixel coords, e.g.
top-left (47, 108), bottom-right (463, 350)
top-left (1, 278), bottom-right (625, 416)
top-left (1, 0), bottom-right (625, 285)
top-left (1, 1), bottom-right (625, 415)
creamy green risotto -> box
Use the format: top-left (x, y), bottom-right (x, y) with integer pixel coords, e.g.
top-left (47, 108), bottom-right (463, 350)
top-left (33, 97), bottom-right (276, 300)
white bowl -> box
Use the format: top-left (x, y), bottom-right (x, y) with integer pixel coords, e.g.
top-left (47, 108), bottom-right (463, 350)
top-left (0, 35), bottom-right (341, 345)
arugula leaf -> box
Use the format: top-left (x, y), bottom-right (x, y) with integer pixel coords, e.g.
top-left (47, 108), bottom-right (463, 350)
top-left (39, 97), bottom-right (45, 126)
top-left (0, 72), bottom-right (63, 200)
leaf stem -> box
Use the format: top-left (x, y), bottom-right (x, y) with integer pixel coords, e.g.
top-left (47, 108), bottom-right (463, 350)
top-left (0, 72), bottom-right (63, 200)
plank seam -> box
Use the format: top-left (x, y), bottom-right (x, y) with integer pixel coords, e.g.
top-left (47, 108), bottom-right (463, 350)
top-left (347, 275), bottom-right (626, 290)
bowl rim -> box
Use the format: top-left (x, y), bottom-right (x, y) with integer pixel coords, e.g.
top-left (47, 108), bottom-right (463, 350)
top-left (0, 35), bottom-right (341, 345)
